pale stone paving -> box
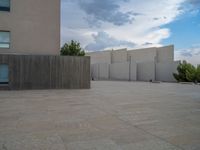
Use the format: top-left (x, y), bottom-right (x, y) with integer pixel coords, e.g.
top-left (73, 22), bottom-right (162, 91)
top-left (0, 81), bottom-right (199, 150)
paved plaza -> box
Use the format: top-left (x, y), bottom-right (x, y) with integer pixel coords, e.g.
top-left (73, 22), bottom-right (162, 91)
top-left (0, 81), bottom-right (200, 150)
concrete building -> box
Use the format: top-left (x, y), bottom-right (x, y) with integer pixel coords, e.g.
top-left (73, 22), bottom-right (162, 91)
top-left (87, 45), bottom-right (180, 82)
top-left (0, 0), bottom-right (91, 89)
top-left (0, 0), bottom-right (60, 55)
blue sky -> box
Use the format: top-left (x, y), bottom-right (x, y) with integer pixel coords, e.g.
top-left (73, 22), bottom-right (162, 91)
top-left (61, 0), bottom-right (200, 65)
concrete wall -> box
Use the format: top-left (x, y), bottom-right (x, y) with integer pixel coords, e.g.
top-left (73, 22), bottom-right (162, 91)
top-left (111, 48), bottom-right (127, 63)
top-left (130, 62), bottom-right (137, 81)
top-left (137, 61), bottom-right (155, 81)
top-left (128, 47), bottom-right (157, 63)
top-left (0, 54), bottom-right (90, 90)
top-left (87, 51), bottom-right (111, 64)
top-left (99, 63), bottom-right (109, 80)
top-left (156, 61), bottom-right (180, 82)
top-left (88, 45), bottom-right (178, 82)
top-left (110, 62), bottom-right (129, 80)
top-left (88, 45), bottom-right (174, 64)
top-left (91, 64), bottom-right (99, 80)
top-left (91, 63), bottom-right (109, 80)
top-left (0, 0), bottom-right (60, 55)
top-left (157, 45), bottom-right (174, 63)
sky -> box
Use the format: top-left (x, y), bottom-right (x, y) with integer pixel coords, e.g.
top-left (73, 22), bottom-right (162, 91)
top-left (61, 0), bottom-right (200, 65)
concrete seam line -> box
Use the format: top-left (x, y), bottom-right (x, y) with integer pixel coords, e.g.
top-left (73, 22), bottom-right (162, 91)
top-left (116, 116), bottom-right (185, 150)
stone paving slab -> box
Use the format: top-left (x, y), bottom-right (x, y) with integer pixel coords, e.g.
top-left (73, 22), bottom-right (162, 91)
top-left (0, 81), bottom-right (200, 150)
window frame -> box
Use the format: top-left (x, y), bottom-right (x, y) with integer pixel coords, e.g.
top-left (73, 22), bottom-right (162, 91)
top-left (0, 0), bottom-right (10, 12)
top-left (0, 64), bottom-right (9, 85)
top-left (0, 31), bottom-right (11, 49)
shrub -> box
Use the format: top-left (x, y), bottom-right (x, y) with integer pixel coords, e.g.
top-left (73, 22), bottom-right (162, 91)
top-left (60, 40), bottom-right (85, 56)
top-left (173, 61), bottom-right (199, 83)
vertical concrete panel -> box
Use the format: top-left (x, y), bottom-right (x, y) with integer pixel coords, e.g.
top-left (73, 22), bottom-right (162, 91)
top-left (156, 61), bottom-right (180, 82)
top-left (84, 57), bottom-right (91, 88)
top-left (111, 49), bottom-right (128, 63)
top-left (91, 64), bottom-right (99, 80)
top-left (130, 62), bottom-right (137, 81)
top-left (137, 61), bottom-right (155, 81)
top-left (110, 62), bottom-right (129, 80)
top-left (128, 48), bottom-right (157, 63)
top-left (98, 63), bottom-right (109, 80)
top-left (157, 45), bottom-right (174, 63)
top-left (86, 51), bottom-right (111, 64)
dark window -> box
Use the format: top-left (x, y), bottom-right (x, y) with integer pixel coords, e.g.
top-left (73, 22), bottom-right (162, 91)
top-left (0, 31), bottom-right (10, 48)
top-left (0, 64), bottom-right (9, 84)
top-left (0, 0), bottom-right (10, 11)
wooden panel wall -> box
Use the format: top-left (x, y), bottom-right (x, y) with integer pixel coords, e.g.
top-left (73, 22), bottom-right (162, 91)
top-left (0, 54), bottom-right (90, 90)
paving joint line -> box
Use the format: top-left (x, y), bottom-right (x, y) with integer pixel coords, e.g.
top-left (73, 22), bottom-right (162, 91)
top-left (116, 116), bottom-right (186, 150)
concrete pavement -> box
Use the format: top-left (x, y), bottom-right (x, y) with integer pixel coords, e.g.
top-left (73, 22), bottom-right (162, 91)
top-left (0, 81), bottom-right (200, 150)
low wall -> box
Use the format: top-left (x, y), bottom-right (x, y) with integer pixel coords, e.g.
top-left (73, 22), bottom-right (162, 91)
top-left (137, 61), bottom-right (155, 81)
top-left (156, 61), bottom-right (180, 82)
top-left (90, 61), bottom-right (179, 82)
top-left (110, 62), bottom-right (129, 80)
top-left (130, 62), bottom-right (137, 81)
top-left (0, 54), bottom-right (90, 90)
top-left (91, 63), bottom-right (109, 80)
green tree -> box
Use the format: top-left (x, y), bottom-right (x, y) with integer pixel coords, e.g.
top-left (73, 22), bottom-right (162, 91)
top-left (196, 65), bottom-right (200, 82)
top-left (60, 40), bottom-right (85, 56)
top-left (173, 61), bottom-right (197, 82)
top-left (185, 64), bottom-right (196, 82)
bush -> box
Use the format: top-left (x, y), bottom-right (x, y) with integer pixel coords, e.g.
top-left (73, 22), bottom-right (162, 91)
top-left (173, 61), bottom-right (199, 83)
top-left (60, 40), bottom-right (85, 56)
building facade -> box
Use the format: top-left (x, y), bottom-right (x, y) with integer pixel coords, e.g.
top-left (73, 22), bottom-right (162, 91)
top-left (87, 45), bottom-right (180, 82)
top-left (0, 0), bottom-right (60, 55)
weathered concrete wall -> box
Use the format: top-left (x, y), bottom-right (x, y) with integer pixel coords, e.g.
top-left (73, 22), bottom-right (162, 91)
top-left (91, 64), bottom-right (99, 80)
top-left (91, 63), bottom-right (109, 80)
top-left (88, 45), bottom-right (178, 82)
top-left (137, 61), bottom-right (155, 81)
top-left (157, 45), bottom-right (174, 63)
top-left (98, 63), bottom-right (109, 80)
top-left (87, 51), bottom-right (111, 64)
top-left (130, 62), bottom-right (137, 81)
top-left (88, 45), bottom-right (174, 64)
top-left (0, 0), bottom-right (60, 55)
top-left (110, 62), bottom-right (129, 80)
top-left (128, 47), bottom-right (157, 63)
top-left (156, 61), bottom-right (180, 82)
top-left (111, 48), bottom-right (127, 63)
top-left (0, 54), bottom-right (90, 90)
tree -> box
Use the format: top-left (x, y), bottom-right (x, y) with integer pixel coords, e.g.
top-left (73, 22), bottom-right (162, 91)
top-left (173, 61), bottom-right (198, 83)
top-left (60, 40), bottom-right (85, 56)
top-left (196, 65), bottom-right (200, 82)
top-left (185, 64), bottom-right (196, 82)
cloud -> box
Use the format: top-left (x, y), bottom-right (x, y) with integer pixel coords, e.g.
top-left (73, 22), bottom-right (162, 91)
top-left (61, 0), bottom-right (185, 51)
top-left (153, 18), bottom-right (160, 21)
top-left (85, 31), bottom-right (135, 51)
top-left (77, 0), bottom-right (138, 26)
top-left (179, 0), bottom-right (200, 14)
top-left (175, 45), bottom-right (200, 65)
top-left (188, 0), bottom-right (200, 8)
top-left (142, 42), bottom-right (153, 46)
top-left (181, 51), bottom-right (193, 57)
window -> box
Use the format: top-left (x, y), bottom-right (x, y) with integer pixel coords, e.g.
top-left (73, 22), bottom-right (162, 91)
top-left (0, 64), bottom-right (9, 84)
top-left (0, 0), bottom-right (10, 11)
top-left (0, 31), bottom-right (10, 48)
